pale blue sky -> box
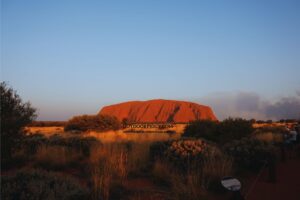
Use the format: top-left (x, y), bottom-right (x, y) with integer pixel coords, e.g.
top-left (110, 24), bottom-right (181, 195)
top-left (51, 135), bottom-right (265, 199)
top-left (1, 0), bottom-right (300, 120)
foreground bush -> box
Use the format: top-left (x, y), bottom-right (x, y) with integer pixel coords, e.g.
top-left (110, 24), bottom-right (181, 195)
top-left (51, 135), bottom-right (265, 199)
top-left (218, 118), bottom-right (254, 143)
top-left (150, 139), bottom-right (221, 170)
top-left (183, 120), bottom-right (218, 141)
top-left (150, 139), bottom-right (233, 197)
top-left (183, 118), bottom-right (254, 143)
top-left (64, 114), bottom-right (121, 132)
top-left (224, 138), bottom-right (276, 171)
top-left (1, 169), bottom-right (89, 200)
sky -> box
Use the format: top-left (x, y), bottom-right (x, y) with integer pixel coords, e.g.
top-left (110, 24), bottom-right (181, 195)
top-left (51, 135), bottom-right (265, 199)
top-left (1, 0), bottom-right (300, 120)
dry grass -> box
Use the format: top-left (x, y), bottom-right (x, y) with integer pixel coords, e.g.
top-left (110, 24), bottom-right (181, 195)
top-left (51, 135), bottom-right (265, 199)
top-left (152, 160), bottom-right (173, 186)
top-left (89, 144), bottom-right (129, 200)
top-left (34, 145), bottom-right (80, 170)
top-left (26, 124), bottom-right (186, 141)
top-left (25, 125), bottom-right (236, 200)
top-left (85, 130), bottom-right (181, 143)
top-left (252, 122), bottom-right (296, 128)
top-left (25, 126), bottom-right (65, 136)
top-left (152, 152), bottom-right (233, 200)
top-left (201, 155), bottom-right (233, 188)
top-left (254, 132), bottom-right (283, 143)
top-left (170, 169), bottom-right (204, 200)
top-left (127, 142), bottom-right (151, 175)
top-left (88, 141), bottom-right (154, 200)
top-left (90, 160), bottom-right (112, 200)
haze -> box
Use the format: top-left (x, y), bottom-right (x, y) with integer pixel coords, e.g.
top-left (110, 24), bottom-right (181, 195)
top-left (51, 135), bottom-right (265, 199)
top-left (1, 0), bottom-right (300, 120)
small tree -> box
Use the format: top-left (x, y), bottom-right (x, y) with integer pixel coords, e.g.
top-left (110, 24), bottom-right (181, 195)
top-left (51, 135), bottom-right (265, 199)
top-left (1, 82), bottom-right (37, 161)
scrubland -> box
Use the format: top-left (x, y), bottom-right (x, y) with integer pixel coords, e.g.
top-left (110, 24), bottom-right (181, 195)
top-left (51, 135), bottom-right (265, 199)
top-left (3, 121), bottom-right (298, 200)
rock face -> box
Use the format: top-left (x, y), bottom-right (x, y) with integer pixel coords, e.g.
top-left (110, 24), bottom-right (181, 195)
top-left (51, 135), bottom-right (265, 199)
top-left (99, 99), bottom-right (217, 123)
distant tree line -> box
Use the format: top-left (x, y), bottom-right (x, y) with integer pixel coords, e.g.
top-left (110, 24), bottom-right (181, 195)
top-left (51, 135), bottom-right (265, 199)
top-left (253, 119), bottom-right (299, 124)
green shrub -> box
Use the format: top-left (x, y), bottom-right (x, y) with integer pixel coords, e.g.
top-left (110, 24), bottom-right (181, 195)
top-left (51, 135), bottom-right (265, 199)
top-left (183, 120), bottom-right (218, 141)
top-left (150, 139), bottom-right (233, 196)
top-left (64, 114), bottom-right (121, 132)
top-left (224, 138), bottom-right (275, 171)
top-left (217, 118), bottom-right (254, 143)
top-left (183, 118), bottom-right (254, 144)
top-left (1, 169), bottom-right (89, 200)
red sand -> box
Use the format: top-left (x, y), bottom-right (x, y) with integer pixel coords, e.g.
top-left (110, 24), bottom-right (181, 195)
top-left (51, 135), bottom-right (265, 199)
top-left (245, 158), bottom-right (300, 200)
top-left (99, 99), bottom-right (217, 123)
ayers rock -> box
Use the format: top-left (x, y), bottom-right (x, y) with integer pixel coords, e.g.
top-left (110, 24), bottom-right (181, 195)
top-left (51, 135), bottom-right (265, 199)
top-left (99, 99), bottom-right (217, 123)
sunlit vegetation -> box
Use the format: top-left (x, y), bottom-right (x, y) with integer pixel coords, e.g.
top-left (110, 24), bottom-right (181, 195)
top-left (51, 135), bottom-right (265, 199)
top-left (64, 114), bottom-right (122, 132)
top-left (2, 82), bottom-right (299, 200)
top-left (183, 118), bottom-right (254, 143)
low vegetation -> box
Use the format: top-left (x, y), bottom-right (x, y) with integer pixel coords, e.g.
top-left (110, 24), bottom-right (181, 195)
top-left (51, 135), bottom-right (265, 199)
top-left (2, 83), bottom-right (296, 200)
top-left (224, 138), bottom-right (276, 171)
top-left (2, 169), bottom-right (89, 200)
top-left (64, 114), bottom-right (122, 132)
top-left (183, 118), bottom-right (254, 144)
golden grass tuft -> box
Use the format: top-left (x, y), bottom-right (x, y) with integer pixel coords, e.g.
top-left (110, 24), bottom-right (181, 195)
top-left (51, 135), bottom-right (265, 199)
top-left (85, 130), bottom-right (181, 143)
top-left (254, 132), bottom-right (283, 143)
top-left (34, 145), bottom-right (80, 170)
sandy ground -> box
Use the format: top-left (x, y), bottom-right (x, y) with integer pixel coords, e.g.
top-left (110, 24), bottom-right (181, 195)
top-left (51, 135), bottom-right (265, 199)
top-left (245, 154), bottom-right (300, 200)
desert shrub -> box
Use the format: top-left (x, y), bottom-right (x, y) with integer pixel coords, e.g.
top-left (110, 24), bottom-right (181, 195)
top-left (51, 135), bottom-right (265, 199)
top-left (224, 138), bottom-right (276, 171)
top-left (217, 118), bottom-right (254, 143)
top-left (150, 139), bottom-right (220, 170)
top-left (64, 114), bottom-right (121, 132)
top-left (1, 82), bottom-right (36, 162)
top-left (183, 118), bottom-right (254, 144)
top-left (1, 169), bottom-right (88, 200)
top-left (183, 120), bottom-right (218, 141)
top-left (150, 139), bottom-right (234, 198)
